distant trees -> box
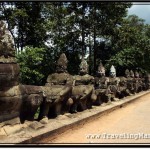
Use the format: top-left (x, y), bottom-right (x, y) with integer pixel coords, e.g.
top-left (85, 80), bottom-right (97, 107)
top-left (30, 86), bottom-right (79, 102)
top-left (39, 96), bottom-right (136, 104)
top-left (2, 2), bottom-right (150, 85)
top-left (109, 15), bottom-right (150, 75)
top-left (0, 2), bottom-right (47, 50)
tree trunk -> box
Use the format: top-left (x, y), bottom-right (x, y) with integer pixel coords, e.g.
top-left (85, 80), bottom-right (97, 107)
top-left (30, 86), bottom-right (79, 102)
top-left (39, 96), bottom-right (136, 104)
top-left (93, 5), bottom-right (97, 74)
top-left (81, 4), bottom-right (85, 58)
top-left (89, 42), bottom-right (92, 75)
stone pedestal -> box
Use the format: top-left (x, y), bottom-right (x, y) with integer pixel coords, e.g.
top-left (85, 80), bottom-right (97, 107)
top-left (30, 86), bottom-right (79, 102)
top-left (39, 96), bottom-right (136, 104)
top-left (0, 63), bottom-right (22, 124)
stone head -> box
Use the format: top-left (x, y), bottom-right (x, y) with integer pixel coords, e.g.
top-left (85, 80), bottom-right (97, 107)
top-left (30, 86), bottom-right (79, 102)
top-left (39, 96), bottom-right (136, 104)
top-left (56, 53), bottom-right (68, 73)
top-left (130, 70), bottom-right (134, 78)
top-left (135, 71), bottom-right (139, 78)
top-left (125, 69), bottom-right (130, 78)
top-left (97, 62), bottom-right (105, 77)
top-left (110, 65), bottom-right (116, 78)
top-left (79, 58), bottom-right (88, 75)
top-left (0, 21), bottom-right (6, 33)
top-left (0, 20), bottom-right (15, 59)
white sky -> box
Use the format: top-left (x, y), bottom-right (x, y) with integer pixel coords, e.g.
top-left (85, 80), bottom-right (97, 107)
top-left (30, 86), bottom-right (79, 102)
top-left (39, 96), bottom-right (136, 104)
top-left (128, 2), bottom-right (150, 24)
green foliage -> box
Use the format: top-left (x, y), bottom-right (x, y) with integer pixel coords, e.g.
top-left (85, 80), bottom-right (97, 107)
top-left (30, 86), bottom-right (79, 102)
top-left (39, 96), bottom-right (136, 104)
top-left (108, 15), bottom-right (150, 75)
top-left (3, 2), bottom-right (150, 82)
top-left (16, 46), bottom-right (55, 85)
top-left (0, 2), bottom-right (47, 50)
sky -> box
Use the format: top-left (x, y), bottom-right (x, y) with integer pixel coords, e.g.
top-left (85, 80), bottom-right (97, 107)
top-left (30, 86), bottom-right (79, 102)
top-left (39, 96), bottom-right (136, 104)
top-left (128, 2), bottom-right (150, 24)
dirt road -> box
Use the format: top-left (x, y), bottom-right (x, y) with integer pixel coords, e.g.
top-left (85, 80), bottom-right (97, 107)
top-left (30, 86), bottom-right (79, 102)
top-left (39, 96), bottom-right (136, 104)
top-left (40, 93), bottom-right (150, 144)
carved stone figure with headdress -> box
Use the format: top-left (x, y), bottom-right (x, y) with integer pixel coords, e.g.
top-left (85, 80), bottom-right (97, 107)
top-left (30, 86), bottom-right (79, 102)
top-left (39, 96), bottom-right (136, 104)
top-left (118, 69), bottom-right (133, 99)
top-left (70, 58), bottom-right (97, 113)
top-left (134, 70), bottom-right (143, 93)
top-left (0, 21), bottom-right (45, 125)
top-left (93, 62), bottom-right (110, 105)
top-left (0, 21), bottom-right (15, 63)
top-left (39, 53), bottom-right (73, 124)
top-left (125, 70), bottom-right (136, 94)
top-left (139, 72), bottom-right (147, 91)
top-left (0, 21), bottom-right (22, 126)
top-left (107, 65), bottom-right (120, 101)
top-left (144, 73), bottom-right (150, 90)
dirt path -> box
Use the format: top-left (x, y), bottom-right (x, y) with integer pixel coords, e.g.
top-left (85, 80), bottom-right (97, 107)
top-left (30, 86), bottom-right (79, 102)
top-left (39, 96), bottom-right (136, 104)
top-left (40, 93), bottom-right (150, 144)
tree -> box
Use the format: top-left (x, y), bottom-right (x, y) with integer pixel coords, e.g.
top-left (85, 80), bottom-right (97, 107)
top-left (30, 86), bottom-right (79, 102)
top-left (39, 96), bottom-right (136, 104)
top-left (16, 46), bottom-right (56, 85)
top-left (109, 15), bottom-right (150, 75)
top-left (87, 2), bottom-right (132, 73)
top-left (0, 2), bottom-right (48, 51)
top-left (1, 2), bottom-right (137, 85)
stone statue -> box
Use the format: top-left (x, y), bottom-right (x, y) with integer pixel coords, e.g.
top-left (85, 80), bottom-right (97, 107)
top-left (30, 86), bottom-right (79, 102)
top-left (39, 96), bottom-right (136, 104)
top-left (39, 53), bottom-right (73, 124)
top-left (118, 69), bottom-right (132, 99)
top-left (0, 21), bottom-right (21, 125)
top-left (56, 53), bottom-right (68, 73)
top-left (19, 85), bottom-right (44, 123)
top-left (144, 73), bottom-right (150, 90)
top-left (139, 72), bottom-right (147, 91)
top-left (70, 58), bottom-right (97, 113)
top-left (129, 70), bottom-right (136, 94)
top-left (134, 71), bottom-right (142, 93)
top-left (0, 21), bottom-right (45, 125)
top-left (0, 21), bottom-right (15, 63)
top-left (0, 19), bottom-right (149, 130)
top-left (79, 58), bottom-right (89, 75)
top-left (107, 65), bottom-right (120, 101)
top-left (94, 62), bottom-right (110, 105)
top-left (125, 70), bottom-right (133, 95)
top-left (125, 69), bottom-right (130, 78)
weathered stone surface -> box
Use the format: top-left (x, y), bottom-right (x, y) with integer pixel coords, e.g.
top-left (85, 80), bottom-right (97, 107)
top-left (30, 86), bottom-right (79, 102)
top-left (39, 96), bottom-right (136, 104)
top-left (39, 86), bottom-right (72, 119)
top-left (29, 121), bottom-right (45, 130)
top-left (46, 72), bottom-right (73, 86)
top-left (70, 59), bottom-right (97, 113)
top-left (0, 128), bottom-right (7, 137)
top-left (79, 58), bottom-right (89, 75)
top-left (0, 85), bottom-right (22, 97)
top-left (20, 93), bottom-right (43, 123)
top-left (0, 95), bottom-right (22, 123)
top-left (0, 21), bottom-right (15, 61)
top-left (40, 117), bottom-right (49, 124)
top-left (4, 117), bottom-right (20, 126)
top-left (144, 74), bottom-right (150, 90)
top-left (3, 124), bottom-right (23, 136)
top-left (0, 63), bottom-right (20, 89)
top-left (39, 53), bottom-right (73, 120)
top-left (94, 62), bottom-right (110, 105)
top-left (56, 53), bottom-right (68, 73)
top-left (73, 74), bottom-right (94, 85)
top-left (0, 23), bottom-right (21, 124)
top-left (108, 65), bottom-right (120, 101)
top-left (21, 85), bottom-right (43, 95)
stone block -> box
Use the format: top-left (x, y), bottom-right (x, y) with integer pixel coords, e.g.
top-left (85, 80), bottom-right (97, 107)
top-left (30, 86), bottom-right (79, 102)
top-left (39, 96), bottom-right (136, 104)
top-left (29, 121), bottom-right (45, 130)
top-left (3, 124), bottom-right (23, 136)
top-left (0, 128), bottom-right (7, 136)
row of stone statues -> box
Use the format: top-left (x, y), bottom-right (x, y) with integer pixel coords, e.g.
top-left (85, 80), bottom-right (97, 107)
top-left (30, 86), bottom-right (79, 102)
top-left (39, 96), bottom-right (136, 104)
top-left (0, 20), bottom-right (150, 127)
top-left (32, 54), bottom-right (150, 124)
